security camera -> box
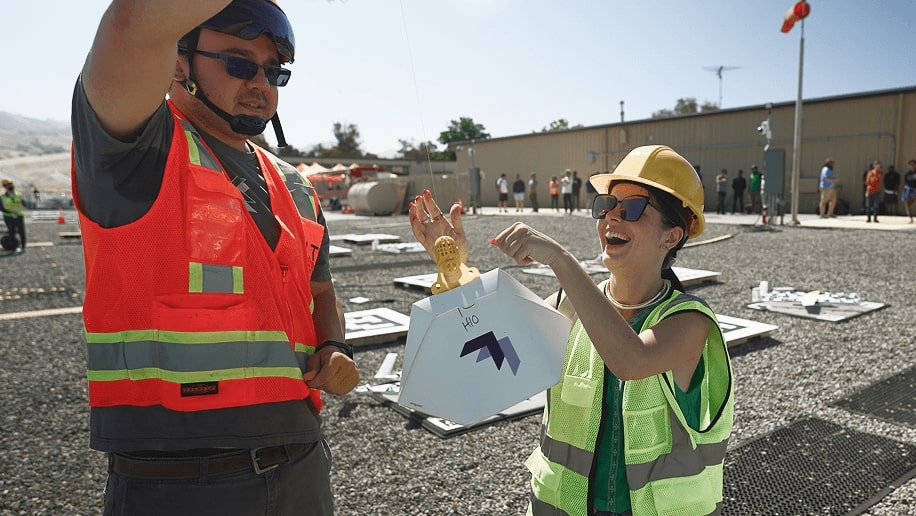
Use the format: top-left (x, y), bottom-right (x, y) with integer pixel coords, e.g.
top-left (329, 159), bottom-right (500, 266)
top-left (756, 121), bottom-right (769, 134)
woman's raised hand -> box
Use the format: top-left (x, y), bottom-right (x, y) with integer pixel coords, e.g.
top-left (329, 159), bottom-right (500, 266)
top-left (489, 222), bottom-right (566, 267)
top-left (408, 189), bottom-right (469, 264)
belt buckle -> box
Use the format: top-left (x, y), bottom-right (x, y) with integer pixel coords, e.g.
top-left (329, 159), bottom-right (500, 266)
top-left (250, 448), bottom-right (280, 474)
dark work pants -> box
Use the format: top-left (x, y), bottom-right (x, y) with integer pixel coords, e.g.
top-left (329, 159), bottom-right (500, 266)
top-left (4, 216), bottom-right (25, 247)
top-left (103, 441), bottom-right (333, 516)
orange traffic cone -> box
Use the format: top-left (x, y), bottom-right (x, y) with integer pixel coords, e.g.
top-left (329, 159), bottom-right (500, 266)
top-left (57, 208), bottom-right (66, 224)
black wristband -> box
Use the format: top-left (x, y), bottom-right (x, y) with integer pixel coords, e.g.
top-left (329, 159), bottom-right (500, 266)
top-left (316, 340), bottom-right (353, 359)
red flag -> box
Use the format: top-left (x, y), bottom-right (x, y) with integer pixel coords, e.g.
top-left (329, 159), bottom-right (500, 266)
top-left (781, 1), bottom-right (811, 33)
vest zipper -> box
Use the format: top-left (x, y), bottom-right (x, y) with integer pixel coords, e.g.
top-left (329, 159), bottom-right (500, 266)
top-left (608, 377), bottom-right (623, 505)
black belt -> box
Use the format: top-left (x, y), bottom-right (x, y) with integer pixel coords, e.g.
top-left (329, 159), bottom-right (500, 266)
top-left (111, 443), bottom-right (312, 480)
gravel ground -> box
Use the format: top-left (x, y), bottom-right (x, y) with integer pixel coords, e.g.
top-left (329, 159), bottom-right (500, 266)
top-left (0, 211), bottom-right (914, 515)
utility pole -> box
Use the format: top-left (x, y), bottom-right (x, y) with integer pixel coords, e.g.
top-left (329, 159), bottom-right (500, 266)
top-left (703, 65), bottom-right (740, 107)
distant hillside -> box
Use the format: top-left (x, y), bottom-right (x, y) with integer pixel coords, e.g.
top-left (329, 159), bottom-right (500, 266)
top-left (0, 111), bottom-right (72, 159)
top-left (0, 111), bottom-right (70, 135)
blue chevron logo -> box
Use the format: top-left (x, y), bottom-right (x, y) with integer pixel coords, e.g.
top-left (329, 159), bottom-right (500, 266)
top-left (460, 331), bottom-right (521, 375)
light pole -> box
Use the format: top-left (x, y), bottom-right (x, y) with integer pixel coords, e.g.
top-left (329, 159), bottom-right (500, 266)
top-left (467, 142), bottom-right (479, 214)
top-left (758, 104), bottom-right (777, 225)
top-left (786, 1), bottom-right (810, 225)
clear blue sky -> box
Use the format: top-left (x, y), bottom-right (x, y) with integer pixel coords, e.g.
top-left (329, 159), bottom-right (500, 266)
top-left (4, 0), bottom-right (914, 157)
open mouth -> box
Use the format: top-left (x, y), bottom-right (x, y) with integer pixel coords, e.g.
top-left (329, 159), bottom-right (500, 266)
top-left (604, 231), bottom-right (630, 246)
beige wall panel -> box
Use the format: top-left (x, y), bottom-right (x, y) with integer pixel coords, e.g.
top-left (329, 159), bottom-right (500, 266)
top-left (456, 88), bottom-right (916, 215)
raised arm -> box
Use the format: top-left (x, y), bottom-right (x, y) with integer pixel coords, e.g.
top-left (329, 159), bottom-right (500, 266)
top-left (81, 0), bottom-right (232, 139)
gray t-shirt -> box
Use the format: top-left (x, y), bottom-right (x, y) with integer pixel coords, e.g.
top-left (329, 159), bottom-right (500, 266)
top-left (72, 79), bottom-right (326, 452)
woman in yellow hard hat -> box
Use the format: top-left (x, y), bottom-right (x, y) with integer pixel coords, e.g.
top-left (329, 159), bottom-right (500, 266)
top-left (409, 145), bottom-right (734, 515)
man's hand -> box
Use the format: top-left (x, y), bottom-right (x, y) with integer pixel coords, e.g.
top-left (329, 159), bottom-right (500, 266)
top-left (303, 347), bottom-right (359, 396)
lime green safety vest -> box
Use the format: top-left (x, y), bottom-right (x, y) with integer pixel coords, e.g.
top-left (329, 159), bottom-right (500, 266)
top-left (526, 288), bottom-right (734, 515)
top-left (2, 191), bottom-right (24, 217)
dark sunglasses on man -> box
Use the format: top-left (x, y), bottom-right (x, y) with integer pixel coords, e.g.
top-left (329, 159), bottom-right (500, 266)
top-left (195, 50), bottom-right (291, 87)
top-left (591, 194), bottom-right (675, 225)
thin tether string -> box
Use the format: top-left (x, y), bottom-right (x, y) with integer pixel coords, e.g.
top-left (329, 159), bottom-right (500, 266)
top-left (399, 0), bottom-right (442, 233)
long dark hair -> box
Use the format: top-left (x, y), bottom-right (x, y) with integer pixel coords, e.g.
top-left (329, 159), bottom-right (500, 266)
top-left (649, 186), bottom-right (693, 292)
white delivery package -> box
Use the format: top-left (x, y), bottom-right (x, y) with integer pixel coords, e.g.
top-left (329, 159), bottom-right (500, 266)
top-left (399, 268), bottom-right (571, 426)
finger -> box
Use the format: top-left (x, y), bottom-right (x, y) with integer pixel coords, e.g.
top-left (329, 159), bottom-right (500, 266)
top-left (421, 190), bottom-right (442, 218)
top-left (414, 196), bottom-right (432, 221)
top-left (408, 199), bottom-right (429, 234)
top-left (311, 358), bottom-right (359, 395)
top-left (491, 223), bottom-right (520, 247)
top-left (408, 197), bottom-right (426, 226)
top-left (324, 366), bottom-right (360, 396)
top-left (448, 202), bottom-right (464, 231)
top-left (408, 198), bottom-right (441, 261)
top-left (305, 358), bottom-right (335, 390)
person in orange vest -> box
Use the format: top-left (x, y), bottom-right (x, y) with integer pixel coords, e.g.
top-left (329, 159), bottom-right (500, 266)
top-left (548, 176), bottom-right (561, 212)
top-left (864, 160), bottom-right (884, 222)
top-left (71, 1), bottom-right (358, 514)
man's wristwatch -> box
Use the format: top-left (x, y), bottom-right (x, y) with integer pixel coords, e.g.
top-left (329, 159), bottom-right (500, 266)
top-left (316, 340), bottom-right (354, 359)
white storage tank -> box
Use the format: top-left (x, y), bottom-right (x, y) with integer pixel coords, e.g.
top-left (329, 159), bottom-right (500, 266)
top-left (346, 181), bottom-right (404, 216)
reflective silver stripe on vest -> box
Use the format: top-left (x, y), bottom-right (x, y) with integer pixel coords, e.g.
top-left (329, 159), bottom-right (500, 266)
top-left (189, 262), bottom-right (243, 294)
top-left (178, 118), bottom-right (222, 172)
top-left (87, 339), bottom-right (296, 373)
top-left (529, 493), bottom-right (571, 516)
top-left (539, 424), bottom-right (594, 479)
top-left (625, 404), bottom-right (730, 492)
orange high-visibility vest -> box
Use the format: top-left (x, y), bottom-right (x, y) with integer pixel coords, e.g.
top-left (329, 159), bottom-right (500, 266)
top-left (549, 181), bottom-right (560, 196)
top-left (76, 101), bottom-right (326, 412)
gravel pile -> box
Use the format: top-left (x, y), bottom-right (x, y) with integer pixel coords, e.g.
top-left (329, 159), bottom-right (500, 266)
top-left (1, 212), bottom-right (913, 515)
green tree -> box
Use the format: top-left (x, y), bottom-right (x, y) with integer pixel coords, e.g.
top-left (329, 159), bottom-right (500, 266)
top-left (438, 117), bottom-right (490, 146)
top-left (651, 97), bottom-right (719, 119)
top-left (330, 122), bottom-right (362, 157)
top-left (541, 118), bottom-right (570, 132)
top-left (437, 117), bottom-right (490, 159)
top-left (397, 139), bottom-right (451, 161)
top-left (306, 122), bottom-right (365, 158)
top-left (699, 101), bottom-right (719, 113)
top-left (277, 143), bottom-right (305, 157)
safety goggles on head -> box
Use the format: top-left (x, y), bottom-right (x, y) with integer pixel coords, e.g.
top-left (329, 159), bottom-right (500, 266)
top-left (591, 194), bottom-right (673, 225)
top-left (194, 50), bottom-right (291, 86)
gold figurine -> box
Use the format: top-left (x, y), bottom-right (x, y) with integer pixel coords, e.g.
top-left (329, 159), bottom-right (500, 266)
top-left (431, 235), bottom-right (479, 294)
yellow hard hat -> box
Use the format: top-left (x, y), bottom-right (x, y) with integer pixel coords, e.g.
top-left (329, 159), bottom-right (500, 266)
top-left (1, 179), bottom-right (12, 187)
top-left (589, 145), bottom-right (705, 238)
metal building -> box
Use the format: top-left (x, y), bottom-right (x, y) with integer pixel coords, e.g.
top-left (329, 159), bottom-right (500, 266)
top-left (453, 86), bottom-right (916, 216)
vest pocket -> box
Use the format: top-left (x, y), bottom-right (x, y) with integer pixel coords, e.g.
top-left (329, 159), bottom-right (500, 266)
top-left (186, 166), bottom-right (245, 264)
top-left (640, 473), bottom-right (715, 514)
top-left (559, 375), bottom-right (598, 408)
top-left (623, 405), bottom-right (671, 459)
top-left (525, 450), bottom-right (562, 501)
